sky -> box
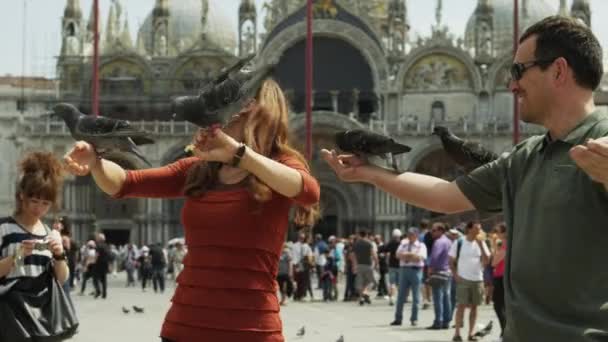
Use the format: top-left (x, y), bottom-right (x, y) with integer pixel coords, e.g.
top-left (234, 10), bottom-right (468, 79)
top-left (1, 0), bottom-right (607, 78)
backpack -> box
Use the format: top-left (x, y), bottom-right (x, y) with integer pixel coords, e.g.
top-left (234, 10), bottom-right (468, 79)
top-left (456, 237), bottom-right (464, 263)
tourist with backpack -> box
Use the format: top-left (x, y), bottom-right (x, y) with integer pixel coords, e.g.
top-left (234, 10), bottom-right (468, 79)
top-left (449, 221), bottom-right (490, 342)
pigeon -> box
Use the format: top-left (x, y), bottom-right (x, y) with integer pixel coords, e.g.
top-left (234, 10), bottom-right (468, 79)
top-left (334, 129), bottom-right (411, 172)
top-left (122, 307), bottom-right (130, 314)
top-left (47, 103), bottom-right (154, 168)
top-left (296, 325), bottom-right (305, 337)
top-left (336, 335), bottom-right (344, 342)
top-left (433, 126), bottom-right (499, 173)
top-left (474, 320), bottom-right (493, 338)
top-left (171, 54), bottom-right (275, 128)
top-left (132, 305), bottom-right (144, 313)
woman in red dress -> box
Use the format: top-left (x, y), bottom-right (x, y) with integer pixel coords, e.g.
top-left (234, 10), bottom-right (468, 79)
top-left (63, 79), bottom-right (321, 342)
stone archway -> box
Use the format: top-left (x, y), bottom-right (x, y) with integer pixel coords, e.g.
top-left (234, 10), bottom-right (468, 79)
top-left (160, 140), bottom-right (193, 239)
top-left (259, 20), bottom-right (389, 90)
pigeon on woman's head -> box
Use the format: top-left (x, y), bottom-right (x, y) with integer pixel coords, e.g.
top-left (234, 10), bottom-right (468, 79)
top-left (172, 54), bottom-right (276, 128)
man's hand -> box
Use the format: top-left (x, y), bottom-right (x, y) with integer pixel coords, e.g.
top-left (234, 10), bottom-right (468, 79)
top-left (570, 137), bottom-right (608, 190)
top-left (320, 149), bottom-right (377, 183)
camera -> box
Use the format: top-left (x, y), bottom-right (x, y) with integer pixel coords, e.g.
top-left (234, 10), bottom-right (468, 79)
top-left (33, 241), bottom-right (49, 251)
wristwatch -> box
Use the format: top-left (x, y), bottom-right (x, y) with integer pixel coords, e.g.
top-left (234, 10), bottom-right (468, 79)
top-left (231, 144), bottom-right (247, 167)
top-left (53, 251), bottom-right (67, 261)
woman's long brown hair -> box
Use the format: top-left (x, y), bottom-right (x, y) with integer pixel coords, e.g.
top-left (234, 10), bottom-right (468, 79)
top-left (184, 79), bottom-right (320, 227)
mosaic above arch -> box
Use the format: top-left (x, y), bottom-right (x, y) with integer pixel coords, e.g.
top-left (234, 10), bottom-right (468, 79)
top-left (404, 54), bottom-right (474, 91)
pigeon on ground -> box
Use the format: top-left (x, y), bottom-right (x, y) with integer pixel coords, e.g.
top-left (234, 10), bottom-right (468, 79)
top-left (47, 103), bottom-right (154, 168)
top-left (336, 335), bottom-right (344, 342)
top-left (171, 54), bottom-right (275, 128)
top-left (334, 129), bottom-right (411, 172)
top-left (122, 307), bottom-right (130, 314)
top-left (296, 325), bottom-right (305, 337)
top-left (132, 305), bottom-right (144, 313)
top-left (432, 126), bottom-right (499, 173)
top-left (474, 320), bottom-right (493, 338)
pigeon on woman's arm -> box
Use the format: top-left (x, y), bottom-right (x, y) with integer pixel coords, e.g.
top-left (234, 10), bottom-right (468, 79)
top-left (47, 103), bottom-right (154, 168)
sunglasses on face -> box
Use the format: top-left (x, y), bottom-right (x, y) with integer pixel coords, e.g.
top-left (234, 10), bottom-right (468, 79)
top-left (510, 59), bottom-right (556, 81)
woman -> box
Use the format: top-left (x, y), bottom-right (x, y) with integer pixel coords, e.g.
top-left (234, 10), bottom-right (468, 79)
top-left (0, 152), bottom-right (78, 341)
top-left (64, 79), bottom-right (320, 342)
top-left (491, 223), bottom-right (507, 340)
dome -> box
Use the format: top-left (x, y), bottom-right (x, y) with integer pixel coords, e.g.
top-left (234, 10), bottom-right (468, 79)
top-left (138, 0), bottom-right (237, 55)
top-left (464, 0), bottom-right (556, 56)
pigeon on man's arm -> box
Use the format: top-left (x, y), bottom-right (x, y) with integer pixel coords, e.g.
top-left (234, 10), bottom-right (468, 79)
top-left (432, 126), bottom-right (498, 173)
top-left (334, 129), bottom-right (411, 172)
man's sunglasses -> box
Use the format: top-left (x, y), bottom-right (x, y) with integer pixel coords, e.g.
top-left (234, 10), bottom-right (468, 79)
top-left (510, 59), bottom-right (556, 81)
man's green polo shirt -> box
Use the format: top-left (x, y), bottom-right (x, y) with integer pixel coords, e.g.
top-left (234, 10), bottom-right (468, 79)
top-left (456, 110), bottom-right (608, 342)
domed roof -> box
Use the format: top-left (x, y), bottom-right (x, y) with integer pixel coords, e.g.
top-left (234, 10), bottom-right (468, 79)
top-left (464, 0), bottom-right (556, 56)
top-left (138, 0), bottom-right (237, 55)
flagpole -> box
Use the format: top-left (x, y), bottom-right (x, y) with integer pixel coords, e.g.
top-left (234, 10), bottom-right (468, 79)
top-left (305, 0), bottom-right (313, 160)
top-left (513, 0), bottom-right (520, 144)
top-left (92, 0), bottom-right (100, 116)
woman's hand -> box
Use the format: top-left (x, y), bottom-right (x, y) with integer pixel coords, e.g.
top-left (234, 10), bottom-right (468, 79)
top-left (192, 128), bottom-right (240, 164)
top-left (64, 141), bottom-right (98, 176)
top-left (19, 240), bottom-right (36, 258)
top-left (47, 231), bottom-right (64, 258)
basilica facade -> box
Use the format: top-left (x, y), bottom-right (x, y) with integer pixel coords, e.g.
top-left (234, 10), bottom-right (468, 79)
top-left (1, 0), bottom-right (606, 244)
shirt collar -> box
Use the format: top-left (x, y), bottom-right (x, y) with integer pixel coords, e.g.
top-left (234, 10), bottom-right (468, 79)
top-left (539, 110), bottom-right (607, 152)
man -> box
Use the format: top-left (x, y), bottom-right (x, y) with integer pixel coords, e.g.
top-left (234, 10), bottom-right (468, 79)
top-left (374, 234), bottom-right (389, 298)
top-left (149, 243), bottom-right (167, 294)
top-left (352, 230), bottom-right (378, 305)
top-left (313, 234), bottom-right (329, 289)
top-left (449, 222), bottom-right (490, 341)
top-left (322, 16), bottom-right (608, 341)
top-left (447, 227), bottom-right (463, 321)
top-left (427, 222), bottom-right (453, 330)
top-left (292, 233), bottom-right (313, 301)
top-left (123, 242), bottom-right (138, 287)
top-left (93, 233), bottom-right (110, 299)
top-left (418, 219), bottom-right (433, 310)
top-left (391, 228), bottom-right (427, 327)
top-left (383, 228), bottom-right (402, 306)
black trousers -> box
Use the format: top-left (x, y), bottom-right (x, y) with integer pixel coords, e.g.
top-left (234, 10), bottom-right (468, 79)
top-left (492, 276), bottom-right (506, 336)
top-left (93, 269), bottom-right (107, 298)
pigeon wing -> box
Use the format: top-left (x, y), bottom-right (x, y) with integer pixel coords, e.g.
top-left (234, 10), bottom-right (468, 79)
top-left (462, 141), bottom-right (499, 165)
top-left (76, 115), bottom-right (148, 138)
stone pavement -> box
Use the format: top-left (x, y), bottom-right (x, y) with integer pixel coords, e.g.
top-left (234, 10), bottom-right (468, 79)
top-left (67, 276), bottom-right (501, 342)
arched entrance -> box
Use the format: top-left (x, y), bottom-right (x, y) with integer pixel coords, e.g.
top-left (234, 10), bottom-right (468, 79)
top-left (272, 37), bottom-right (377, 121)
top-left (160, 142), bottom-right (192, 239)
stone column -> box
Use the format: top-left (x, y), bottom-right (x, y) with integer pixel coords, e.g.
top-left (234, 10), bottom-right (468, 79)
top-left (330, 90), bottom-right (339, 113)
top-left (352, 88), bottom-right (360, 117)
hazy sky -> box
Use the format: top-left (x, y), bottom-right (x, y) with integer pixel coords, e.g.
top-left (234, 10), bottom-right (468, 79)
top-left (1, 0), bottom-right (607, 78)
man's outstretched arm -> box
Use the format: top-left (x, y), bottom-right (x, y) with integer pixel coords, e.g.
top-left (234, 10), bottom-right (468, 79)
top-left (321, 149), bottom-right (475, 214)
